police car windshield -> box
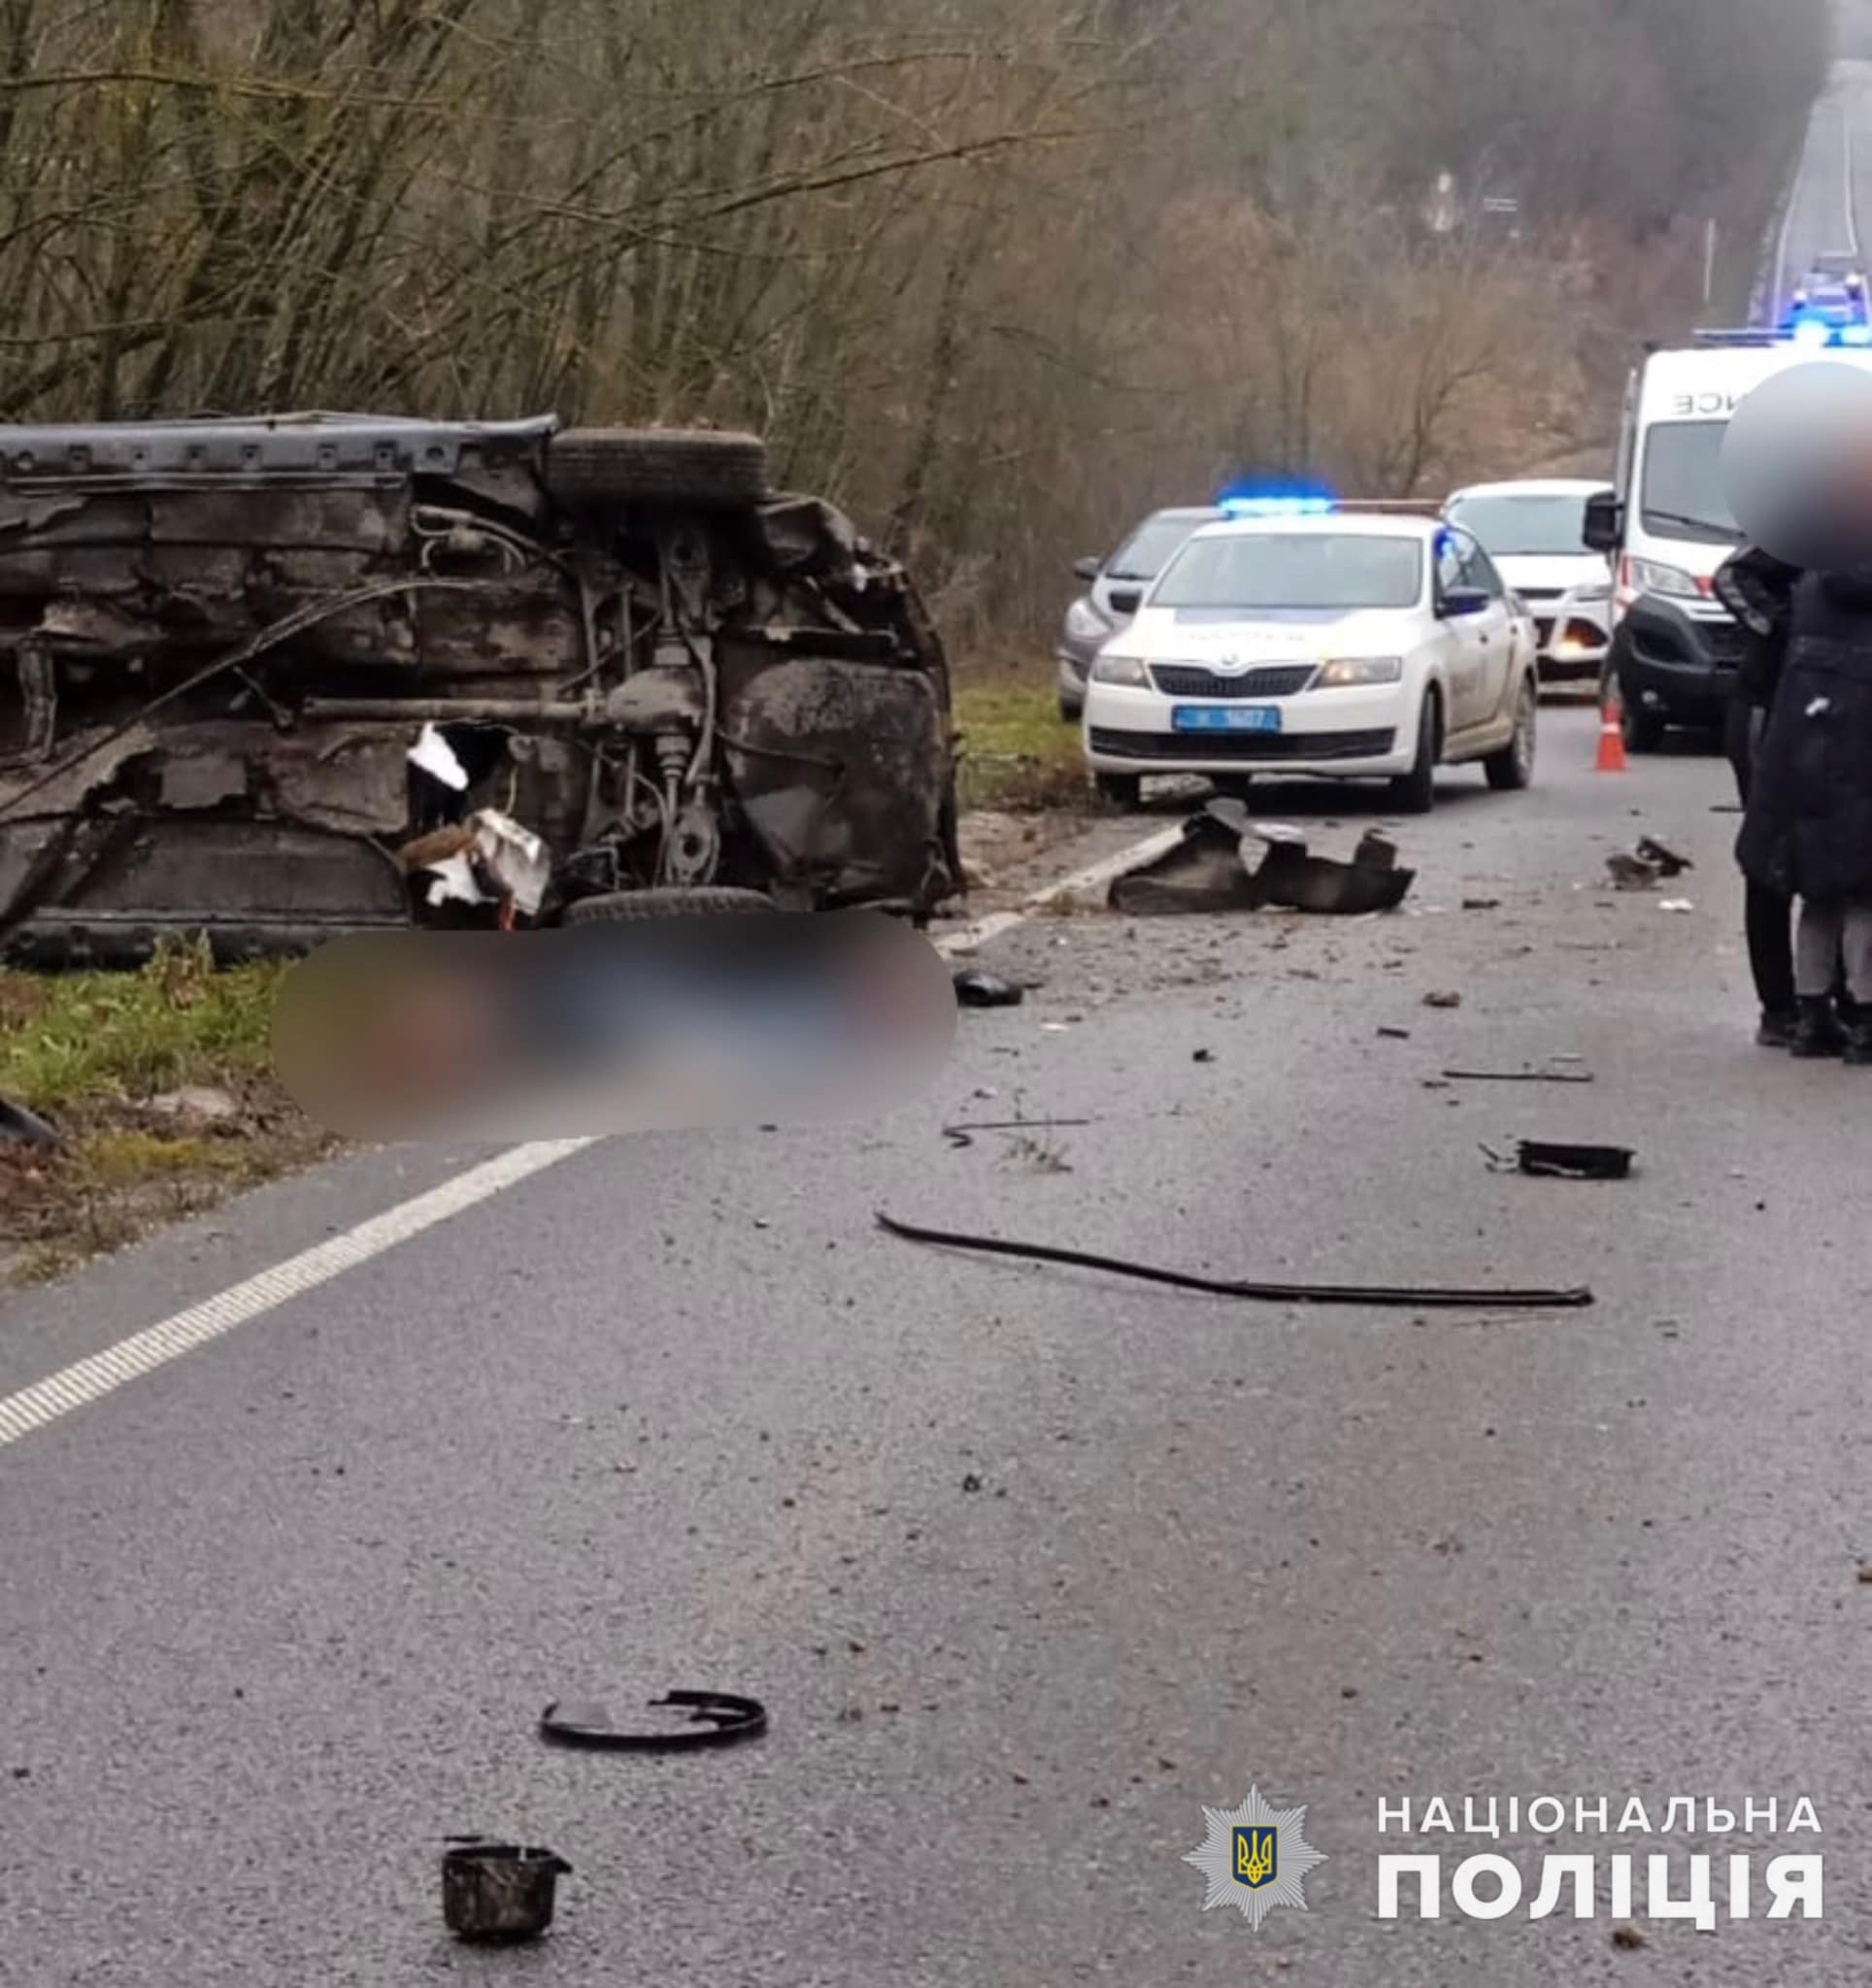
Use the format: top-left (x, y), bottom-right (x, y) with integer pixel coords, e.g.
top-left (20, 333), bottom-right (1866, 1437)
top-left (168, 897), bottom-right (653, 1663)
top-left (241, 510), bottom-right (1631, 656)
top-left (1640, 422), bottom-right (1742, 545)
top-left (1445, 493), bottom-right (1588, 556)
top-left (1153, 533), bottom-right (1423, 611)
top-left (1107, 512), bottom-right (1217, 580)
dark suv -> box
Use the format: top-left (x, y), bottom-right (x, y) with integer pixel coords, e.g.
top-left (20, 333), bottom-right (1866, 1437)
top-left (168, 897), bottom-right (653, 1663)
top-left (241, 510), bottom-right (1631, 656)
top-left (0, 415), bottom-right (958, 965)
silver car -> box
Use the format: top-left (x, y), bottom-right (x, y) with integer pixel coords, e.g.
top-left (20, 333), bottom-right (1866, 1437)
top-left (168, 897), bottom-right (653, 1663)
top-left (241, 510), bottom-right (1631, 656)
top-left (1056, 506), bottom-right (1220, 718)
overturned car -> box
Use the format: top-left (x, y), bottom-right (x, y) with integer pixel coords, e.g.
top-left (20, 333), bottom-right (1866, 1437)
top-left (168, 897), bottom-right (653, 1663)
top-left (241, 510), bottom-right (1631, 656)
top-left (0, 415), bottom-right (959, 966)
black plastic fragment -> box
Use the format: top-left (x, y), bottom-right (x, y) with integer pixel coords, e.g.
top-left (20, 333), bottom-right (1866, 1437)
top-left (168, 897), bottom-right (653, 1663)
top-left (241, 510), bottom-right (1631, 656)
top-left (1515, 1140), bottom-right (1633, 1180)
top-left (953, 969), bottom-right (1024, 1010)
top-left (875, 1210), bottom-right (1592, 1310)
top-left (0, 1096), bottom-right (58, 1148)
top-left (541, 1689), bottom-right (768, 1752)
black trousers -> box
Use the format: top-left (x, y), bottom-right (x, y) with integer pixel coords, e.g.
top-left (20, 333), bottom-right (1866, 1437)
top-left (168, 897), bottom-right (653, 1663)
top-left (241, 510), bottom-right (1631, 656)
top-left (1726, 699), bottom-right (1796, 1015)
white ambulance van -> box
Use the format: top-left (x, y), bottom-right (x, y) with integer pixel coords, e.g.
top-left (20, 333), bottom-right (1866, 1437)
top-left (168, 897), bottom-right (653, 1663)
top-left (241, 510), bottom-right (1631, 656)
top-left (1585, 328), bottom-right (1872, 749)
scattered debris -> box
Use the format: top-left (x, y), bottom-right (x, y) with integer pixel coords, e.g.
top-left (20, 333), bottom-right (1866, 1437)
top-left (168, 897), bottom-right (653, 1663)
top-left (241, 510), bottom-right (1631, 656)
top-left (1461, 897), bottom-right (1502, 911)
top-left (1443, 1064), bottom-right (1593, 1086)
top-left (1422, 990), bottom-right (1462, 1010)
top-left (540, 1689), bottom-right (768, 1752)
top-left (0, 1095), bottom-right (59, 1148)
top-left (875, 1210), bottom-right (1593, 1310)
top-left (1486, 1140), bottom-right (1634, 1181)
top-left (1192, 1048), bottom-right (1216, 1064)
top-left (1658, 898), bottom-right (1695, 914)
top-left (1610, 1923), bottom-right (1649, 1951)
top-left (953, 969), bottom-right (1025, 1010)
top-left (148, 1085), bottom-right (241, 1122)
top-left (1107, 803), bottom-right (1415, 915)
top-left (1377, 1026), bottom-right (1413, 1042)
top-left (1607, 836), bottom-right (1693, 891)
top-left (962, 1474), bottom-right (985, 1494)
top-left (943, 1117), bottom-right (1090, 1150)
top-left (441, 1841), bottom-right (571, 1944)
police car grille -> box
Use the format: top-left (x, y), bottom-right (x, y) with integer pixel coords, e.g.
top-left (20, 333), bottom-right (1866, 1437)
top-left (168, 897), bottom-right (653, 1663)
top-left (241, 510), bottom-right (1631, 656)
top-left (1150, 663), bottom-right (1318, 698)
top-left (1089, 727), bottom-right (1396, 763)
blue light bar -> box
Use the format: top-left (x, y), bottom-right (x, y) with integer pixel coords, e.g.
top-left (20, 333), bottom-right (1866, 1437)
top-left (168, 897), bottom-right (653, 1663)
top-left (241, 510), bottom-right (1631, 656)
top-left (1219, 495), bottom-right (1337, 519)
top-left (1215, 477), bottom-right (1338, 519)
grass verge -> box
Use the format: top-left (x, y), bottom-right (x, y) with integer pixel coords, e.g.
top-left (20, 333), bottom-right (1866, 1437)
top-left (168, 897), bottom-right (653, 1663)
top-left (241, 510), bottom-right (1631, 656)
top-left (0, 939), bottom-right (335, 1284)
top-left (953, 671), bottom-right (1090, 812)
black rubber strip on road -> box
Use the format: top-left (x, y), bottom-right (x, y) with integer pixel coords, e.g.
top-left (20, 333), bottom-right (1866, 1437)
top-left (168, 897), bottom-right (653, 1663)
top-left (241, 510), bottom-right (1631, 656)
top-left (875, 1210), bottom-right (1593, 1310)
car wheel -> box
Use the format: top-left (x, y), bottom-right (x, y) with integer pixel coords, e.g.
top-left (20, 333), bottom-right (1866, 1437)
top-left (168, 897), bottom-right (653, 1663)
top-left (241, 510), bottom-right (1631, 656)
top-left (1094, 771), bottom-right (1142, 810)
top-left (1621, 701), bottom-right (1665, 753)
top-left (1058, 693), bottom-right (1084, 723)
top-left (562, 885), bottom-right (776, 925)
top-left (1389, 691), bottom-right (1439, 814)
top-left (545, 428), bottom-right (769, 509)
top-left (1485, 677), bottom-right (1537, 791)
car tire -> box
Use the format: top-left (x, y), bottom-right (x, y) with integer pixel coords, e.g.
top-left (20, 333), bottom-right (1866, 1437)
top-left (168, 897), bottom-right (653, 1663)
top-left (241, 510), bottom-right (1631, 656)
top-left (1058, 694), bottom-right (1084, 723)
top-left (1485, 677), bottom-right (1537, 791)
top-left (1621, 701), bottom-right (1665, 753)
top-left (1094, 771), bottom-right (1142, 810)
top-left (1389, 691), bottom-right (1440, 814)
top-left (545, 428), bottom-right (769, 509)
top-left (562, 885), bottom-right (776, 925)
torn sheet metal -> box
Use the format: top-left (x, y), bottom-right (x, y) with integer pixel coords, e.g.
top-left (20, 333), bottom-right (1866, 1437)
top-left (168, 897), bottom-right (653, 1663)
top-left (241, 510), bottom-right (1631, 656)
top-left (1108, 802), bottom-right (1416, 915)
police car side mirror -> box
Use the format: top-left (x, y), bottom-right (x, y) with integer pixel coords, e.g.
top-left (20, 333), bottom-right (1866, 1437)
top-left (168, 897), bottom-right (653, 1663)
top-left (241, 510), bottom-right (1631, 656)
top-left (1073, 555), bottom-right (1101, 581)
top-left (1439, 586), bottom-right (1490, 618)
top-left (1582, 489), bottom-right (1622, 555)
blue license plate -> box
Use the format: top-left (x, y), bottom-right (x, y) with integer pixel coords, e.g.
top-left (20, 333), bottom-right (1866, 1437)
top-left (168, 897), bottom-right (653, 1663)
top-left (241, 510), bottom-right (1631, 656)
top-left (1171, 705), bottom-right (1283, 734)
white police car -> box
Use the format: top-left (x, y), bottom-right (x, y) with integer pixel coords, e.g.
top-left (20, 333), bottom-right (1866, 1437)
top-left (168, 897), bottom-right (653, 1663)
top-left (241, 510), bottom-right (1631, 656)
top-left (1080, 500), bottom-right (1538, 812)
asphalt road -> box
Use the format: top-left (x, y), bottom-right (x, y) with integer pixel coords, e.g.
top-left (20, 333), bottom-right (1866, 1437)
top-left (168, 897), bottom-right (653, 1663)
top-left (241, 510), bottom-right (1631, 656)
top-left (1772, 58), bottom-right (1872, 321)
top-left (1, 707), bottom-right (1867, 1985)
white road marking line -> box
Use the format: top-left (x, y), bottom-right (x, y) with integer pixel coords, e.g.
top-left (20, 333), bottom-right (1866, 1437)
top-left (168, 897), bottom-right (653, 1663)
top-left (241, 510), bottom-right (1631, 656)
top-left (0, 817), bottom-right (1182, 1452)
top-left (935, 820), bottom-right (1187, 955)
top-left (0, 1139), bottom-right (597, 1451)
top-left (1773, 111), bottom-right (1818, 320)
top-left (1845, 100), bottom-right (1862, 260)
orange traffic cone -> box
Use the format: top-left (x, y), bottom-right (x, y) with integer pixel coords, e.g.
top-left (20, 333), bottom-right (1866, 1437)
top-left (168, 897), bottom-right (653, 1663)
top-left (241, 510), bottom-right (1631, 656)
top-left (1595, 690), bottom-right (1628, 774)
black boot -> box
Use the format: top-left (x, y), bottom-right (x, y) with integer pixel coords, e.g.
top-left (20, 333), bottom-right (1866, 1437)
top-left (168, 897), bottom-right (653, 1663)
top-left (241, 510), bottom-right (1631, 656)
top-left (1844, 1015), bottom-right (1872, 1066)
top-left (1790, 997), bottom-right (1846, 1059)
top-left (1756, 1009), bottom-right (1799, 1048)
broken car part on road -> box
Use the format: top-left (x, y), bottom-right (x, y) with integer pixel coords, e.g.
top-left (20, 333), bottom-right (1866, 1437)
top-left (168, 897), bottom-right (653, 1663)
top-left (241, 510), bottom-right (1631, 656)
top-left (875, 1211), bottom-right (1593, 1310)
top-left (1606, 836), bottom-right (1693, 891)
top-left (953, 967), bottom-right (1026, 1010)
top-left (0, 416), bottom-right (959, 966)
top-left (1495, 1139), bottom-right (1635, 1180)
top-left (1443, 1063), bottom-right (1594, 1084)
top-left (441, 1841), bottom-right (572, 1944)
top-left (1106, 803), bottom-right (1416, 916)
top-left (540, 1689), bottom-right (768, 1752)
top-left (943, 1117), bottom-right (1091, 1150)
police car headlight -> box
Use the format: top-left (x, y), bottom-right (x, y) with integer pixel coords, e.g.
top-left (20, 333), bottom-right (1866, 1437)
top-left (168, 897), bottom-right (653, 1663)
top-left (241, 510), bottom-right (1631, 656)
top-left (1316, 656), bottom-right (1404, 687)
top-left (1090, 651), bottom-right (1152, 687)
top-left (1064, 597), bottom-right (1113, 644)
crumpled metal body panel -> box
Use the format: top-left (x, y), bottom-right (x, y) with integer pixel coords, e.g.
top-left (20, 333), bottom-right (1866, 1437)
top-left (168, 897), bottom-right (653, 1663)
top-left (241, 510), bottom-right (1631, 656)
top-left (1108, 804), bottom-right (1416, 916)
